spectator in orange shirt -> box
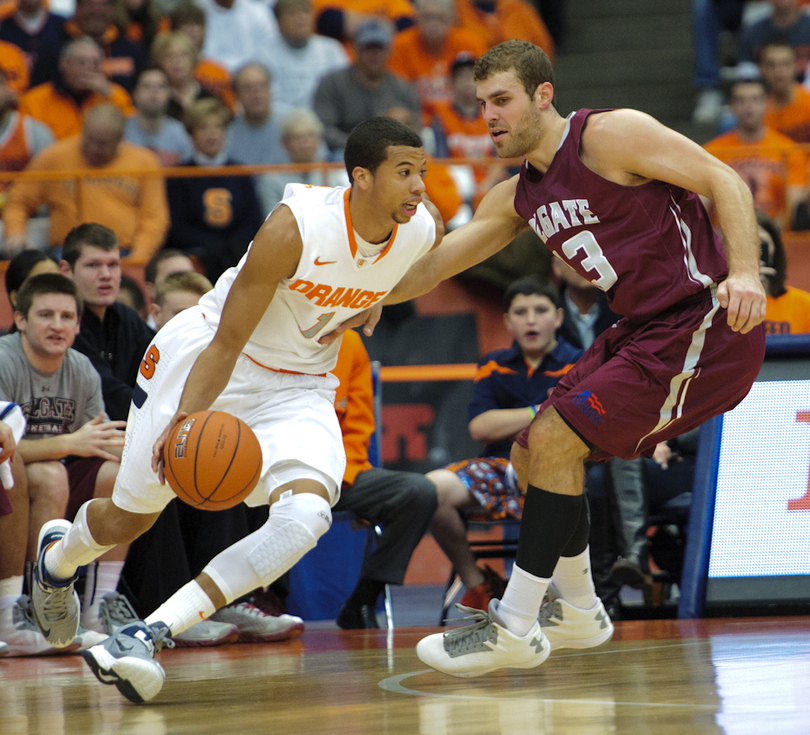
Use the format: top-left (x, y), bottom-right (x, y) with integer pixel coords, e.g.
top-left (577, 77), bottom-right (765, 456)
top-left (0, 64), bottom-right (53, 224)
top-left (757, 209), bottom-right (810, 334)
top-left (0, 40), bottom-right (29, 94)
top-left (169, 2), bottom-right (237, 112)
top-left (760, 37), bottom-right (810, 142)
top-left (2, 103), bottom-right (169, 262)
top-left (387, 0), bottom-right (487, 121)
top-left (704, 76), bottom-right (807, 229)
top-left (19, 37), bottom-right (134, 140)
top-left (454, 0), bottom-right (554, 63)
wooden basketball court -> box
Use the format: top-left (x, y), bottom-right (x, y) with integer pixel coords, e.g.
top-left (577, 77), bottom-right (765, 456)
top-left (3, 616), bottom-right (810, 734)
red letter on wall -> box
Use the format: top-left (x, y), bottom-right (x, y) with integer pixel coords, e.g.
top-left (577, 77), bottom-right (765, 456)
top-left (381, 404), bottom-right (435, 463)
top-left (788, 410), bottom-right (810, 511)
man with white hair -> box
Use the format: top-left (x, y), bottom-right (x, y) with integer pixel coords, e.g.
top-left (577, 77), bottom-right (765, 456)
top-left (258, 107), bottom-right (348, 213)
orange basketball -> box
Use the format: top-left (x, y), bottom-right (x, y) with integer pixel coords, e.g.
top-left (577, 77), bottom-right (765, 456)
top-left (163, 410), bottom-right (262, 510)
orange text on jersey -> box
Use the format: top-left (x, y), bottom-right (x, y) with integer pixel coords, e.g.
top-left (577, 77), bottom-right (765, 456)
top-left (289, 279), bottom-right (387, 309)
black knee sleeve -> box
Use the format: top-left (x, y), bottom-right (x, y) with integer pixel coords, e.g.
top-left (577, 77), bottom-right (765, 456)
top-left (515, 485), bottom-right (584, 578)
top-left (561, 494), bottom-right (590, 557)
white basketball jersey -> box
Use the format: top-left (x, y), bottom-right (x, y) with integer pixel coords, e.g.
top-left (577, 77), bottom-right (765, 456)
top-left (198, 184), bottom-right (436, 374)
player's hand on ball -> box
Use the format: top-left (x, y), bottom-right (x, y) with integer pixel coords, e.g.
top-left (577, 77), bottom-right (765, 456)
top-left (152, 411), bottom-right (188, 481)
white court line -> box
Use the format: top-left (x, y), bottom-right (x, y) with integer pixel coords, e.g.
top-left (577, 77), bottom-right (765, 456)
top-left (378, 637), bottom-right (810, 712)
top-left (378, 670), bottom-right (719, 710)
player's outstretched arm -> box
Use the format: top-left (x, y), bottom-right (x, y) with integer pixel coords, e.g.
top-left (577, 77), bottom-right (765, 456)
top-left (384, 176), bottom-right (528, 305)
top-left (151, 206), bottom-right (303, 474)
top-left (582, 109), bottom-right (766, 334)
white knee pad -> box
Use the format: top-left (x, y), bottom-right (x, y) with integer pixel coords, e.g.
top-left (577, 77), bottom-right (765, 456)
top-left (203, 493), bottom-right (332, 604)
top-left (57, 501), bottom-right (115, 569)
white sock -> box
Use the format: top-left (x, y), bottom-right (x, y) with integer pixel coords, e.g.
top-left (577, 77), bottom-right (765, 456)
top-left (81, 561), bottom-right (126, 630)
top-left (145, 580), bottom-right (217, 637)
top-left (0, 575), bottom-right (23, 601)
top-left (551, 547), bottom-right (598, 610)
top-left (46, 502), bottom-right (115, 581)
top-left (496, 564), bottom-right (549, 638)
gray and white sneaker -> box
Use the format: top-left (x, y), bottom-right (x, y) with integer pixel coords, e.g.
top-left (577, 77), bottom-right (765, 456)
top-left (82, 620), bottom-right (175, 704)
top-left (0, 595), bottom-right (75, 656)
top-left (416, 600), bottom-right (551, 678)
top-left (72, 625), bottom-right (108, 651)
top-left (211, 602), bottom-right (304, 643)
top-left (98, 592), bottom-right (139, 635)
top-left (31, 519), bottom-right (80, 648)
top-left (173, 619), bottom-right (240, 647)
top-left (537, 597), bottom-right (614, 651)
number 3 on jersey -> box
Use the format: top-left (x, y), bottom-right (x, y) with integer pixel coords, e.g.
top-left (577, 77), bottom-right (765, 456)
top-left (561, 231), bottom-right (618, 290)
top-left (140, 346), bottom-right (160, 379)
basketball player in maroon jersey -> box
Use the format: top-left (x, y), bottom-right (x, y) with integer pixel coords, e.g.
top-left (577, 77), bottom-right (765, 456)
top-left (365, 39), bottom-right (766, 676)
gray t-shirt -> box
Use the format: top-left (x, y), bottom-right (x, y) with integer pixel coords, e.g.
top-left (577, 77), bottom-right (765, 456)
top-left (124, 116), bottom-right (194, 167)
top-left (226, 115), bottom-right (287, 165)
top-left (0, 333), bottom-right (104, 438)
top-left (313, 67), bottom-right (421, 153)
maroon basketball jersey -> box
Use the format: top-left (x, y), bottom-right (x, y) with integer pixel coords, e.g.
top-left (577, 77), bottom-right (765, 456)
top-left (514, 109), bottom-right (729, 319)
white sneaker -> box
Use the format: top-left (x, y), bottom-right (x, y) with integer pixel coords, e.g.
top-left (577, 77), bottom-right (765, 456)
top-left (692, 88), bottom-right (723, 125)
top-left (173, 619), bottom-right (240, 647)
top-left (537, 597), bottom-right (614, 651)
top-left (0, 595), bottom-right (69, 656)
top-left (0, 640), bottom-right (8, 657)
top-left (416, 600), bottom-right (551, 678)
top-left (210, 602), bottom-right (304, 643)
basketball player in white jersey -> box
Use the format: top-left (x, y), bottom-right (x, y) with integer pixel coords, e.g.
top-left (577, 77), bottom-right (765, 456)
top-left (29, 116), bottom-right (443, 703)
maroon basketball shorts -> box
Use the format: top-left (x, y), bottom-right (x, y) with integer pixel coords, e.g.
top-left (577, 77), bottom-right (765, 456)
top-left (517, 291), bottom-right (766, 461)
top-left (65, 456), bottom-right (106, 521)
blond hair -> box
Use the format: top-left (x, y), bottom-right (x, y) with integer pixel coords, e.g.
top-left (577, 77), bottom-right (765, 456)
top-left (154, 271), bottom-right (213, 306)
top-left (184, 97), bottom-right (231, 133)
top-left (151, 31), bottom-right (198, 67)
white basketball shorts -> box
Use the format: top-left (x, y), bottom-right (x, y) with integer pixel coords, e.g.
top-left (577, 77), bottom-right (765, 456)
top-left (112, 306), bottom-right (345, 515)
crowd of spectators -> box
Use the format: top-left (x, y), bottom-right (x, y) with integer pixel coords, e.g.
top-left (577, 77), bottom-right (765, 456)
top-left (0, 0), bottom-right (809, 657)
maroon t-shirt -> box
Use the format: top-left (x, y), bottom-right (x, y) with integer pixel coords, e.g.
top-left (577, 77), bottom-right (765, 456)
top-left (514, 109), bottom-right (729, 320)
